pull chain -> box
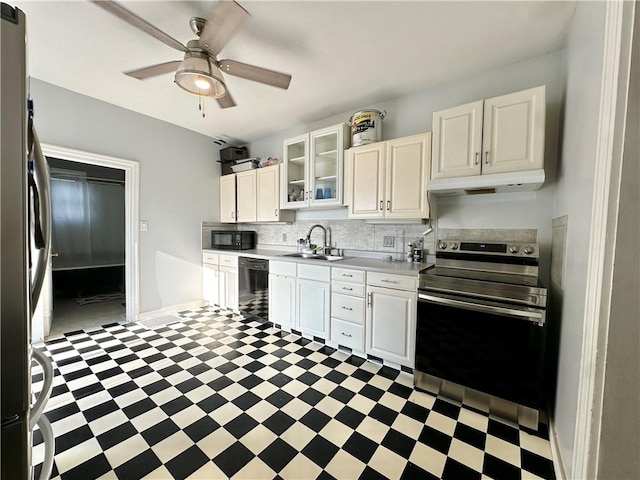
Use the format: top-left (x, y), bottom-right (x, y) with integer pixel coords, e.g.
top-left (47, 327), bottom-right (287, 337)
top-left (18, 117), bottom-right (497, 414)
top-left (198, 94), bottom-right (206, 118)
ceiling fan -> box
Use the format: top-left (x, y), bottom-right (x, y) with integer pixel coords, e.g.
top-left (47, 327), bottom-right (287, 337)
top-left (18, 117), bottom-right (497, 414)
top-left (92, 0), bottom-right (292, 108)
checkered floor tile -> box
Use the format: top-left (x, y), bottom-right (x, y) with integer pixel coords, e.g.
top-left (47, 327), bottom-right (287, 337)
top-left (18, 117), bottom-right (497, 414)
top-left (32, 307), bottom-right (555, 480)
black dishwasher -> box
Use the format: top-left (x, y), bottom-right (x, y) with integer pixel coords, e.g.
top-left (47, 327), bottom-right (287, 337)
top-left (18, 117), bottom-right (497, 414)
top-left (238, 257), bottom-right (269, 322)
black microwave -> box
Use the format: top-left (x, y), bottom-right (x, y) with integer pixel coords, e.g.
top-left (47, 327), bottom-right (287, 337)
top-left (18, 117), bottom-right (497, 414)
top-left (211, 230), bottom-right (256, 250)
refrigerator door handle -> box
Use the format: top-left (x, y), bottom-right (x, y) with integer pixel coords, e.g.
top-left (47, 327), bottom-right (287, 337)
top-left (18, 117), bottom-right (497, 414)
top-left (29, 348), bottom-right (53, 430)
top-left (35, 414), bottom-right (54, 480)
top-left (29, 126), bottom-right (51, 314)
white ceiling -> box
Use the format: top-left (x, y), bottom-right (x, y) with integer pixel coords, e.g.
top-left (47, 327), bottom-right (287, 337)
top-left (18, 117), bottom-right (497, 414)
top-left (15, 1), bottom-right (576, 144)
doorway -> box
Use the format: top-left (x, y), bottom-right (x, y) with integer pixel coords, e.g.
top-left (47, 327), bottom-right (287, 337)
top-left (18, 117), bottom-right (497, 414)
top-left (36, 145), bottom-right (139, 340)
top-left (48, 158), bottom-right (126, 336)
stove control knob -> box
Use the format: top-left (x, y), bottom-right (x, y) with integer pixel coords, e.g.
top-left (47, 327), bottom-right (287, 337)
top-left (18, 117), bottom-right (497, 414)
top-left (523, 246), bottom-right (535, 255)
top-left (509, 245), bottom-right (520, 254)
top-left (450, 242), bottom-right (459, 250)
top-left (439, 241), bottom-right (447, 249)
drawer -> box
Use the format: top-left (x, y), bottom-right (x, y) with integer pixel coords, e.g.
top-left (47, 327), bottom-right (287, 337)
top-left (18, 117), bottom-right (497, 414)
top-left (202, 252), bottom-right (219, 265)
top-left (331, 281), bottom-right (365, 298)
top-left (331, 293), bottom-right (365, 325)
top-left (270, 260), bottom-right (297, 277)
top-left (297, 263), bottom-right (330, 282)
top-left (331, 267), bottom-right (365, 284)
top-left (219, 254), bottom-right (238, 267)
top-left (331, 318), bottom-right (364, 351)
top-left (367, 271), bottom-right (418, 291)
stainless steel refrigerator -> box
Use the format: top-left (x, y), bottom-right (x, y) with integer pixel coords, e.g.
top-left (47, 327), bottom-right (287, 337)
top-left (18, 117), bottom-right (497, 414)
top-left (1, 3), bottom-right (55, 478)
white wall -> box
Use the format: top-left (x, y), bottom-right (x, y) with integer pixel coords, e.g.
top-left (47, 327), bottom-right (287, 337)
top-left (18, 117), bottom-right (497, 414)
top-left (30, 79), bottom-right (219, 314)
top-left (248, 51), bottom-right (564, 283)
top-left (550, 2), bottom-right (607, 476)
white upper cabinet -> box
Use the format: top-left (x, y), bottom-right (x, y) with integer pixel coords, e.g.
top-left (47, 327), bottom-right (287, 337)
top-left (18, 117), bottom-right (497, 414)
top-left (432, 100), bottom-right (483, 179)
top-left (431, 86), bottom-right (546, 180)
top-left (282, 123), bottom-right (350, 209)
top-left (282, 133), bottom-right (309, 209)
top-left (482, 86), bottom-right (546, 174)
top-left (256, 165), bottom-right (282, 222)
top-left (220, 165), bottom-right (290, 223)
top-left (219, 174), bottom-right (237, 223)
top-left (385, 134), bottom-right (431, 219)
top-left (346, 132), bottom-right (431, 219)
top-left (235, 170), bottom-right (257, 223)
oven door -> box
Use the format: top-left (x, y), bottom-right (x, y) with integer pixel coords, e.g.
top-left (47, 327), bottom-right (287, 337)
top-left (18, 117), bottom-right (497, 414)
top-left (416, 291), bottom-right (545, 409)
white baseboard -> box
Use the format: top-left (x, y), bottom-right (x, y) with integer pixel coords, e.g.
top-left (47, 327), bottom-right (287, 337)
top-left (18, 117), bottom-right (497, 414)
top-left (137, 300), bottom-right (207, 321)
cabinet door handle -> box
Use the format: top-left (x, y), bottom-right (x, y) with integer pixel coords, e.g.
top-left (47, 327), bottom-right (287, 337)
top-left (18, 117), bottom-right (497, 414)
top-left (231, 211), bottom-right (235, 219)
top-left (379, 200), bottom-right (383, 211)
top-left (386, 200), bottom-right (390, 211)
top-left (475, 152), bottom-right (479, 165)
top-left (485, 151), bottom-right (490, 165)
top-left (275, 209), bottom-right (278, 217)
top-left (367, 292), bottom-right (373, 307)
top-left (341, 332), bottom-right (352, 338)
top-left (341, 306), bottom-right (353, 311)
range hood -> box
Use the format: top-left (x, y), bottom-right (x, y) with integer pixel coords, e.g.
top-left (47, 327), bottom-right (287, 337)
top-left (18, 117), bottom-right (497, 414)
top-left (426, 169), bottom-right (545, 196)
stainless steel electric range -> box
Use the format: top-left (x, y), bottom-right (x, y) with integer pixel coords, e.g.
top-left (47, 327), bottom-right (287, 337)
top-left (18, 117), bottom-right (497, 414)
top-left (414, 239), bottom-right (548, 430)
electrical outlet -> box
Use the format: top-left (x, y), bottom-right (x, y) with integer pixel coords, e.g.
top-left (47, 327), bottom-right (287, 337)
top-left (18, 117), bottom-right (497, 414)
top-left (140, 221), bottom-right (148, 232)
top-left (282, 233), bottom-right (287, 242)
top-left (383, 236), bottom-right (395, 247)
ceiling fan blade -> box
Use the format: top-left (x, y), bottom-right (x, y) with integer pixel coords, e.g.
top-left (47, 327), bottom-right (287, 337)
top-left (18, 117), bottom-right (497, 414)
top-left (217, 91), bottom-right (236, 109)
top-left (91, 1), bottom-right (188, 53)
top-left (124, 61), bottom-right (182, 80)
top-left (219, 59), bottom-right (292, 90)
top-left (199, 1), bottom-right (250, 55)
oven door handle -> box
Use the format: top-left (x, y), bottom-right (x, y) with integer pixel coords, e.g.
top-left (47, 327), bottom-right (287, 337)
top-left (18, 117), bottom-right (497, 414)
top-left (418, 293), bottom-right (545, 325)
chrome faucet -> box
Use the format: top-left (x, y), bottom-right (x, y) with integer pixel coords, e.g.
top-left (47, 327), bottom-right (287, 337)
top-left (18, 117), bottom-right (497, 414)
top-left (305, 224), bottom-right (331, 254)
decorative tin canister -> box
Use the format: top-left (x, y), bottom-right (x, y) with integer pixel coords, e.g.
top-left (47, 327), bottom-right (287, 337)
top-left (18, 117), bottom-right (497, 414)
top-left (349, 109), bottom-right (386, 146)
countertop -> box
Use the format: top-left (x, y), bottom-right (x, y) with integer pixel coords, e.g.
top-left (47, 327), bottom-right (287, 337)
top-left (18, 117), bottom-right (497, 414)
top-left (203, 248), bottom-right (430, 276)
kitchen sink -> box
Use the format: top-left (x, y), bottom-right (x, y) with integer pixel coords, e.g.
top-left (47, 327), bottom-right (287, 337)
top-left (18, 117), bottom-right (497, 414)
top-left (280, 253), bottom-right (347, 262)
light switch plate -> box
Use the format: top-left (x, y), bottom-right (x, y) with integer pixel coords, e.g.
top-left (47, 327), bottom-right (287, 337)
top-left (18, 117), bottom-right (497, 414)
top-left (140, 221), bottom-right (148, 232)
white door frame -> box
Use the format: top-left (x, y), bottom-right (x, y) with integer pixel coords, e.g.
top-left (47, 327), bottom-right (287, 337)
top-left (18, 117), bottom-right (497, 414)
top-left (41, 144), bottom-right (140, 331)
top-left (571, 2), bottom-right (632, 478)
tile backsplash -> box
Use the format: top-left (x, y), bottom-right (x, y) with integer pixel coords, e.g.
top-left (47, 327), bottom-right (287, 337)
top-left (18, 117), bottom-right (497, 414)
top-left (202, 220), bottom-right (437, 258)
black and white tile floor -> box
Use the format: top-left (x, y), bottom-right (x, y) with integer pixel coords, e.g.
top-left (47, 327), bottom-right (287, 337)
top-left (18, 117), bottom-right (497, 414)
top-left (32, 307), bottom-right (555, 480)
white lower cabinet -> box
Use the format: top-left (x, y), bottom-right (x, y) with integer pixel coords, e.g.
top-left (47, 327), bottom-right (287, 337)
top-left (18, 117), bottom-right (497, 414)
top-left (366, 272), bottom-right (417, 368)
top-left (269, 261), bottom-right (331, 339)
top-left (203, 263), bottom-right (220, 305)
top-left (297, 278), bottom-right (330, 338)
top-left (268, 272), bottom-right (296, 328)
top-left (219, 267), bottom-right (238, 311)
top-left (202, 252), bottom-right (238, 311)
top-left (203, 252), bottom-right (220, 306)
top-left (330, 267), bottom-right (366, 352)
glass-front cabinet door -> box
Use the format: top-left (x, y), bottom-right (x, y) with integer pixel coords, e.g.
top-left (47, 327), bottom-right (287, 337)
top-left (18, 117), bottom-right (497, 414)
top-left (282, 123), bottom-right (350, 209)
top-left (283, 133), bottom-right (308, 209)
top-left (309, 124), bottom-right (349, 207)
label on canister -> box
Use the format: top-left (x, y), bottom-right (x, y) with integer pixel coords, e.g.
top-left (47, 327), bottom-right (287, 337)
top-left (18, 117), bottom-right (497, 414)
top-left (350, 109), bottom-right (385, 146)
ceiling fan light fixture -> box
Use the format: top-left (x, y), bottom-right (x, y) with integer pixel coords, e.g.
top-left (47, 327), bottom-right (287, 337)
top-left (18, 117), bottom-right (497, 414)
top-left (175, 52), bottom-right (226, 98)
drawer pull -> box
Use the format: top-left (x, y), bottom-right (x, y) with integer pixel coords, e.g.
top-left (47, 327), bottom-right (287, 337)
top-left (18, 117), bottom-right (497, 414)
top-left (341, 306), bottom-right (353, 311)
top-left (381, 279), bottom-right (398, 284)
top-left (341, 332), bottom-right (352, 338)
top-left (342, 274), bottom-right (353, 277)
top-left (342, 287), bottom-right (353, 291)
